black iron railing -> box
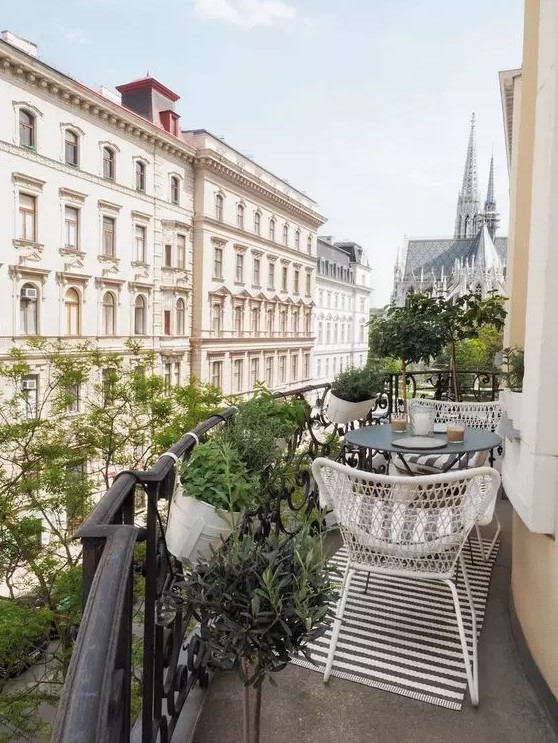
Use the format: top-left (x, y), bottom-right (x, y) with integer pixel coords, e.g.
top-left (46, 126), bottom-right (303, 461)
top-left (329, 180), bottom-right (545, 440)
top-left (51, 371), bottom-right (500, 743)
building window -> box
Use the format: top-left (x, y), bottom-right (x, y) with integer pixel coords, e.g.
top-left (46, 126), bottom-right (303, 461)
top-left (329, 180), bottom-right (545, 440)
top-left (170, 176), bottom-right (179, 205)
top-left (283, 224), bottom-right (289, 246)
top-left (163, 362), bottom-right (172, 391)
top-left (134, 295), bottom-right (146, 335)
top-left (102, 147), bottom-right (115, 179)
top-left (212, 303), bottom-right (223, 335)
top-left (174, 362), bottom-right (181, 387)
top-left (65, 130), bottom-right (79, 166)
top-left (253, 257), bottom-right (261, 287)
top-left (269, 218), bottom-right (276, 241)
top-left (164, 309), bottom-right (171, 335)
top-left (280, 310), bottom-right (288, 335)
top-left (65, 288), bottom-right (81, 335)
top-left (234, 306), bottom-right (244, 335)
top-left (254, 211), bottom-right (261, 235)
top-left (64, 206), bottom-right (79, 249)
top-left (136, 161), bottom-right (146, 192)
top-left (235, 253), bottom-right (244, 283)
top-left (304, 353), bottom-right (310, 379)
top-left (215, 193), bottom-right (224, 221)
top-left (265, 357), bottom-right (273, 387)
top-left (67, 383), bottom-right (80, 413)
top-left (211, 361), bottom-right (223, 390)
top-left (295, 230), bottom-right (300, 250)
top-left (233, 359), bottom-right (243, 392)
top-left (164, 244), bottom-right (172, 268)
top-left (19, 193), bottom-right (36, 241)
top-left (176, 298), bottom-right (186, 335)
top-left (317, 359), bottom-right (322, 377)
top-left (237, 203), bottom-right (244, 229)
top-left (266, 308), bottom-right (274, 334)
top-left (279, 355), bottom-right (286, 384)
top-left (325, 358), bottom-right (330, 377)
top-left (293, 269), bottom-right (300, 294)
top-left (305, 272), bottom-right (311, 296)
top-left (281, 265), bottom-right (288, 292)
top-left (307, 235), bottom-right (312, 254)
top-left (102, 291), bottom-right (116, 335)
top-left (102, 216), bottom-right (116, 257)
top-left (291, 309), bottom-right (299, 335)
top-left (135, 224), bottom-right (146, 263)
top-left (251, 306), bottom-right (260, 334)
top-left (268, 262), bottom-right (275, 290)
top-left (213, 247), bottom-right (223, 278)
top-left (250, 358), bottom-right (260, 387)
top-left (360, 298), bottom-right (366, 313)
top-left (21, 375), bottom-right (38, 419)
top-left (177, 235), bottom-right (186, 269)
top-left (360, 323), bottom-right (366, 343)
top-left (19, 109), bottom-right (35, 149)
top-left (291, 354), bottom-right (298, 381)
top-left (318, 322), bottom-right (323, 343)
top-left (19, 283), bottom-right (38, 335)
top-left (326, 322), bottom-right (331, 344)
top-left (304, 311), bottom-right (311, 334)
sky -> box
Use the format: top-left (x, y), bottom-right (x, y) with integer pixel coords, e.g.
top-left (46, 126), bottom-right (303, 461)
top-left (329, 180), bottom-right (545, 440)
top-left (3, 0), bottom-right (525, 305)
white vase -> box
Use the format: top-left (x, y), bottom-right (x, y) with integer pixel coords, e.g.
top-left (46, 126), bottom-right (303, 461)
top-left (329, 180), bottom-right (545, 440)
top-left (165, 494), bottom-right (239, 564)
top-left (326, 393), bottom-right (376, 425)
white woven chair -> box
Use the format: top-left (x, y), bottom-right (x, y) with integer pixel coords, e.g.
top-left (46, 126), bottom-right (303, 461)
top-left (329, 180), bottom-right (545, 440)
top-left (397, 399), bottom-right (503, 560)
top-left (312, 458), bottom-right (501, 707)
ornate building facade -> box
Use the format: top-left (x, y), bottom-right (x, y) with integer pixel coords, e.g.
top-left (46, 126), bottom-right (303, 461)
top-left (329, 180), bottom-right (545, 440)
top-left (392, 115), bottom-right (507, 305)
top-left (313, 237), bottom-right (373, 382)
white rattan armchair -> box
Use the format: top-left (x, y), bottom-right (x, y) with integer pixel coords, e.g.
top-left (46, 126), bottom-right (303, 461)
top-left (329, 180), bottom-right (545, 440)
top-left (312, 458), bottom-right (501, 706)
top-left (399, 398), bottom-right (503, 560)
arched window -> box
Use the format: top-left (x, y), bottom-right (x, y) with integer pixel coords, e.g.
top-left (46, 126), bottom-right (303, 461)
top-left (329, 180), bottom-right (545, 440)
top-left (251, 306), bottom-right (260, 334)
top-left (134, 295), bottom-right (146, 335)
top-left (65, 130), bottom-right (79, 166)
top-left (269, 218), bottom-right (276, 241)
top-left (254, 211), bottom-right (261, 235)
top-left (102, 147), bottom-right (115, 179)
top-left (237, 203), bottom-right (244, 229)
top-left (102, 292), bottom-right (116, 336)
top-left (266, 307), bottom-right (274, 334)
top-left (212, 303), bottom-right (223, 335)
top-left (295, 230), bottom-right (300, 250)
top-left (283, 224), bottom-right (289, 246)
top-left (135, 161), bottom-right (146, 192)
top-left (215, 193), bottom-right (224, 221)
top-left (19, 109), bottom-right (35, 148)
top-left (65, 288), bottom-right (81, 335)
top-left (176, 298), bottom-right (186, 335)
top-left (19, 283), bottom-right (39, 335)
top-left (234, 305), bottom-right (243, 335)
top-left (170, 176), bottom-right (179, 204)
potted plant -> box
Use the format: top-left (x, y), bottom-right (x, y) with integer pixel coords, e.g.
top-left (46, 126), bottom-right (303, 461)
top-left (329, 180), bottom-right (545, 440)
top-left (326, 365), bottom-right (385, 424)
top-left (184, 521), bottom-right (336, 743)
top-left (166, 438), bottom-right (259, 564)
top-left (501, 346), bottom-right (524, 433)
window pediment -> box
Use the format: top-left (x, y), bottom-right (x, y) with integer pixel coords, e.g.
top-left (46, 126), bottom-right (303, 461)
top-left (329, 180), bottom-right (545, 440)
top-left (59, 187), bottom-right (87, 204)
top-left (12, 172), bottom-right (45, 191)
top-left (98, 199), bottom-right (122, 213)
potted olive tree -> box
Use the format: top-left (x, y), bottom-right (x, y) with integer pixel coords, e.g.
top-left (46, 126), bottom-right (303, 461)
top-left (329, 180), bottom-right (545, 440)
top-left (185, 521), bottom-right (336, 743)
top-left (326, 365), bottom-right (385, 424)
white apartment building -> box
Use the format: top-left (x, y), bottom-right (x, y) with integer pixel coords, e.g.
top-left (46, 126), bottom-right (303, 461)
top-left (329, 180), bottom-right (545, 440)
top-left (182, 130), bottom-right (325, 395)
top-left (314, 237), bottom-right (373, 382)
top-left (0, 33), bottom-right (194, 391)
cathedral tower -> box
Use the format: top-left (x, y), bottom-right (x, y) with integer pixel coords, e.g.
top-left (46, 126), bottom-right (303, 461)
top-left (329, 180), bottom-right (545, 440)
top-left (454, 113), bottom-right (481, 239)
top-left (481, 154), bottom-right (500, 239)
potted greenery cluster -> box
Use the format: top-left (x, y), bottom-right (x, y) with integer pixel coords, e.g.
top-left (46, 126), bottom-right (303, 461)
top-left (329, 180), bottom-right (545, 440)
top-left (501, 346), bottom-right (524, 433)
top-left (326, 365), bottom-right (385, 424)
top-left (166, 387), bottom-right (308, 563)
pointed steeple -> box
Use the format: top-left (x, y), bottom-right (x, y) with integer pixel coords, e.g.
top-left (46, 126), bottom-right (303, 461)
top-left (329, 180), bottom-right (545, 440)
top-left (454, 113), bottom-right (481, 239)
top-left (482, 154), bottom-right (499, 238)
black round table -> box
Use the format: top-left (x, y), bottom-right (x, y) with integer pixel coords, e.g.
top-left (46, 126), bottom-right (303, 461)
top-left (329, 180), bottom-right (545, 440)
top-left (344, 425), bottom-right (502, 475)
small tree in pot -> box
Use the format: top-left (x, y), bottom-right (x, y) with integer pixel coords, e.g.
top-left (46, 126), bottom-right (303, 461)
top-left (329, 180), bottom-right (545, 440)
top-left (185, 522), bottom-right (336, 743)
top-left (327, 365), bottom-right (385, 424)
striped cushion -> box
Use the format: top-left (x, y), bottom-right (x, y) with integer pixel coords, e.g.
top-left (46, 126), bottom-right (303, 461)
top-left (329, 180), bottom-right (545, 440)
top-left (395, 452), bottom-right (453, 474)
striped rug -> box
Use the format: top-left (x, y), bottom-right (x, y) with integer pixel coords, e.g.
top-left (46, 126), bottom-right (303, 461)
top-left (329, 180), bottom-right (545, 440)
top-left (292, 538), bottom-right (499, 710)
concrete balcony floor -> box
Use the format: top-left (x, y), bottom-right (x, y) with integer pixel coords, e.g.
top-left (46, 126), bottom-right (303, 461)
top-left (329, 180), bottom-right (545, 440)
top-left (193, 501), bottom-right (557, 743)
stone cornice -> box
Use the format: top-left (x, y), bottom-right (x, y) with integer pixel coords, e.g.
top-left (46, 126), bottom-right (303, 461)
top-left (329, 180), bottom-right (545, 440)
top-left (195, 154), bottom-right (326, 229)
top-left (0, 41), bottom-right (196, 164)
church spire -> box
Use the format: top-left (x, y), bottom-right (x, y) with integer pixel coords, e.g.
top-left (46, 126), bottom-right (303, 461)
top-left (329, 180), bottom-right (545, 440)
top-left (482, 154), bottom-right (499, 238)
top-left (454, 113), bottom-right (481, 239)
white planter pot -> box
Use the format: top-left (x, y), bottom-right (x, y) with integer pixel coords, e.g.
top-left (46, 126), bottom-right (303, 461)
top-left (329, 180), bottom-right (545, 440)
top-left (166, 494), bottom-right (239, 564)
top-left (502, 388), bottom-right (523, 436)
top-left (326, 393), bottom-right (376, 425)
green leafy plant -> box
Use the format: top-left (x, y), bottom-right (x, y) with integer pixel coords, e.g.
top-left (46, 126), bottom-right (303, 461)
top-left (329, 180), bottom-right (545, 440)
top-left (180, 439), bottom-right (260, 511)
top-left (185, 522), bottom-right (336, 743)
top-left (330, 365), bottom-right (385, 403)
top-left (502, 346), bottom-right (524, 392)
top-left (0, 599), bottom-right (52, 683)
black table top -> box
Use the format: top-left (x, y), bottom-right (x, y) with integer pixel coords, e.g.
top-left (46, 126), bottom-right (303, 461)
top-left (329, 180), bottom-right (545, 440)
top-left (344, 425), bottom-right (502, 455)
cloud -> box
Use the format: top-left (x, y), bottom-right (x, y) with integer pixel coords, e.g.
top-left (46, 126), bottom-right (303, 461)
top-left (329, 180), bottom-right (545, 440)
top-left (193, 0), bottom-right (296, 29)
top-left (63, 28), bottom-right (90, 44)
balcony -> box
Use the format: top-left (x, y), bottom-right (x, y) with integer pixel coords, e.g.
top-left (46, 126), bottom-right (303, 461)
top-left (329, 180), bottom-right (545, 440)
top-left (51, 371), bottom-right (555, 743)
